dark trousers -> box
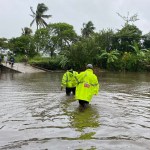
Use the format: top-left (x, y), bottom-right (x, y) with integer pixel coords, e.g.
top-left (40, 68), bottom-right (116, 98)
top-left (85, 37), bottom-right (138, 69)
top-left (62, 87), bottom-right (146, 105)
top-left (66, 87), bottom-right (76, 96)
top-left (79, 100), bottom-right (89, 108)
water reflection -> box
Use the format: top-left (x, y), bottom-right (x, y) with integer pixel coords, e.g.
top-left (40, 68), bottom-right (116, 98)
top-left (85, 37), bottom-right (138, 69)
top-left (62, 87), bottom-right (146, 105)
top-left (71, 105), bottom-right (100, 140)
top-left (60, 95), bottom-right (100, 140)
top-left (71, 106), bottom-right (100, 131)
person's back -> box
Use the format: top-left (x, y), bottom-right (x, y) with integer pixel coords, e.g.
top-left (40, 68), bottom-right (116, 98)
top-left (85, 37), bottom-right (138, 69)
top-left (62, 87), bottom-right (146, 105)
top-left (10, 56), bottom-right (15, 67)
top-left (62, 70), bottom-right (78, 88)
top-left (61, 68), bottom-right (78, 96)
top-left (10, 57), bottom-right (14, 63)
top-left (75, 64), bottom-right (99, 108)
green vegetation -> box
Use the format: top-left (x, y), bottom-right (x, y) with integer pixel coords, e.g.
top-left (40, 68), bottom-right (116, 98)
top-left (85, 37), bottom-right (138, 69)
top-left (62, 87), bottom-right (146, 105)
top-left (29, 55), bottom-right (62, 70)
top-left (30, 3), bottom-right (52, 30)
top-left (0, 4), bottom-right (150, 72)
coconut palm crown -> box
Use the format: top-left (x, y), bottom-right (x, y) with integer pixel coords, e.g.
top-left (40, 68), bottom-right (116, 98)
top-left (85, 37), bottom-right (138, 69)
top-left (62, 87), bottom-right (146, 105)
top-left (30, 3), bottom-right (52, 30)
top-left (81, 21), bottom-right (95, 38)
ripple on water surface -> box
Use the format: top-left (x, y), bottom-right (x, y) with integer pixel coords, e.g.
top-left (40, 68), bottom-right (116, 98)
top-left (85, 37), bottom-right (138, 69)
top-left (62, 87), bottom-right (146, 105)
top-left (0, 72), bottom-right (150, 149)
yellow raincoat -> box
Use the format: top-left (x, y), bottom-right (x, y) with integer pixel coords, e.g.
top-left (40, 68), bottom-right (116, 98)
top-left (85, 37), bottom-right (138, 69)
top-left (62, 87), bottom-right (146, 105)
top-left (75, 69), bottom-right (99, 102)
top-left (61, 71), bottom-right (78, 88)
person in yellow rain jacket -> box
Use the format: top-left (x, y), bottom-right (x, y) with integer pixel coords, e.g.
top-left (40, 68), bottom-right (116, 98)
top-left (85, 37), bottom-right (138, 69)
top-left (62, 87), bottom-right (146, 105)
top-left (61, 68), bottom-right (78, 96)
top-left (75, 64), bottom-right (99, 108)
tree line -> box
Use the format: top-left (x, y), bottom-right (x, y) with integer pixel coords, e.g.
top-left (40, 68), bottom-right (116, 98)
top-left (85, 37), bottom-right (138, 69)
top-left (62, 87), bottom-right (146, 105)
top-left (0, 3), bottom-right (150, 71)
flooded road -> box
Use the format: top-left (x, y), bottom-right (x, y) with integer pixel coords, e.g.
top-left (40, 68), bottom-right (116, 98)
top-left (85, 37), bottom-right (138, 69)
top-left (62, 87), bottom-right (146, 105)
top-left (0, 71), bottom-right (150, 150)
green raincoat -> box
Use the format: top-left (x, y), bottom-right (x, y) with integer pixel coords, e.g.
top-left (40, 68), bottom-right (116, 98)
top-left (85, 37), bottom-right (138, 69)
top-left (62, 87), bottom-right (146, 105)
top-left (75, 69), bottom-right (99, 102)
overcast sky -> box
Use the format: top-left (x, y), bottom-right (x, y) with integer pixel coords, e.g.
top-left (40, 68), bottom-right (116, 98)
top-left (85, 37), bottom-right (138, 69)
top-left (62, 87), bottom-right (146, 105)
top-left (0, 0), bottom-right (149, 39)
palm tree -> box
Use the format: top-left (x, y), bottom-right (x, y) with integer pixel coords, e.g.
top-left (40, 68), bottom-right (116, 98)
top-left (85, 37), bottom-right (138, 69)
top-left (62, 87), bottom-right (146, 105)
top-left (30, 3), bottom-right (52, 30)
top-left (22, 27), bottom-right (32, 35)
top-left (81, 21), bottom-right (95, 38)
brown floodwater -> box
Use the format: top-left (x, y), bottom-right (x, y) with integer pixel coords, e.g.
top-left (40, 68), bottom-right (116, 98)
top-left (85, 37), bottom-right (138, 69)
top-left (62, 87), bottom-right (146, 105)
top-left (0, 71), bottom-right (150, 150)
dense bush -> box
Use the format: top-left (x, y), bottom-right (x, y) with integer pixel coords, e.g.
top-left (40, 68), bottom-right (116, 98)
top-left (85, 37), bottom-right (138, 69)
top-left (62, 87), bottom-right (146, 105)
top-left (29, 56), bottom-right (62, 70)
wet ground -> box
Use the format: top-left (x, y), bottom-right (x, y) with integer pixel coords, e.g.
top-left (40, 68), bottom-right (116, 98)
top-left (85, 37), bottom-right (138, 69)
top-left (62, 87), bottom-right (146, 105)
top-left (1, 63), bottom-right (45, 73)
top-left (0, 71), bottom-right (150, 150)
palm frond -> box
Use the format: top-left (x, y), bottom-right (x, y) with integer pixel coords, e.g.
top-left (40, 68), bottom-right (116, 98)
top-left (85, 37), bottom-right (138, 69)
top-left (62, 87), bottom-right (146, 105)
top-left (30, 19), bottom-right (35, 27)
top-left (30, 14), bottom-right (35, 18)
top-left (42, 19), bottom-right (48, 27)
top-left (30, 7), bottom-right (35, 15)
top-left (30, 3), bottom-right (51, 30)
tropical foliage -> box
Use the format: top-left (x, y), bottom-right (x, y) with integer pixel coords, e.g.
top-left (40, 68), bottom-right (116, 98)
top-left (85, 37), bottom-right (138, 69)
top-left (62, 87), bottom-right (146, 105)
top-left (97, 49), bottom-right (120, 70)
top-left (0, 38), bottom-right (8, 50)
top-left (22, 27), bottom-right (32, 36)
top-left (1, 3), bottom-right (150, 72)
top-left (81, 21), bottom-right (95, 38)
top-left (30, 3), bottom-right (52, 30)
top-left (34, 23), bottom-right (77, 57)
top-left (9, 35), bottom-right (36, 57)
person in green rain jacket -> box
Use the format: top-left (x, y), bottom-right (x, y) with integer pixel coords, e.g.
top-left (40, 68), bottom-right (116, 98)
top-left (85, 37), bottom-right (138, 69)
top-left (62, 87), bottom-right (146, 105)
top-left (75, 64), bottom-right (99, 108)
top-left (61, 68), bottom-right (78, 96)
